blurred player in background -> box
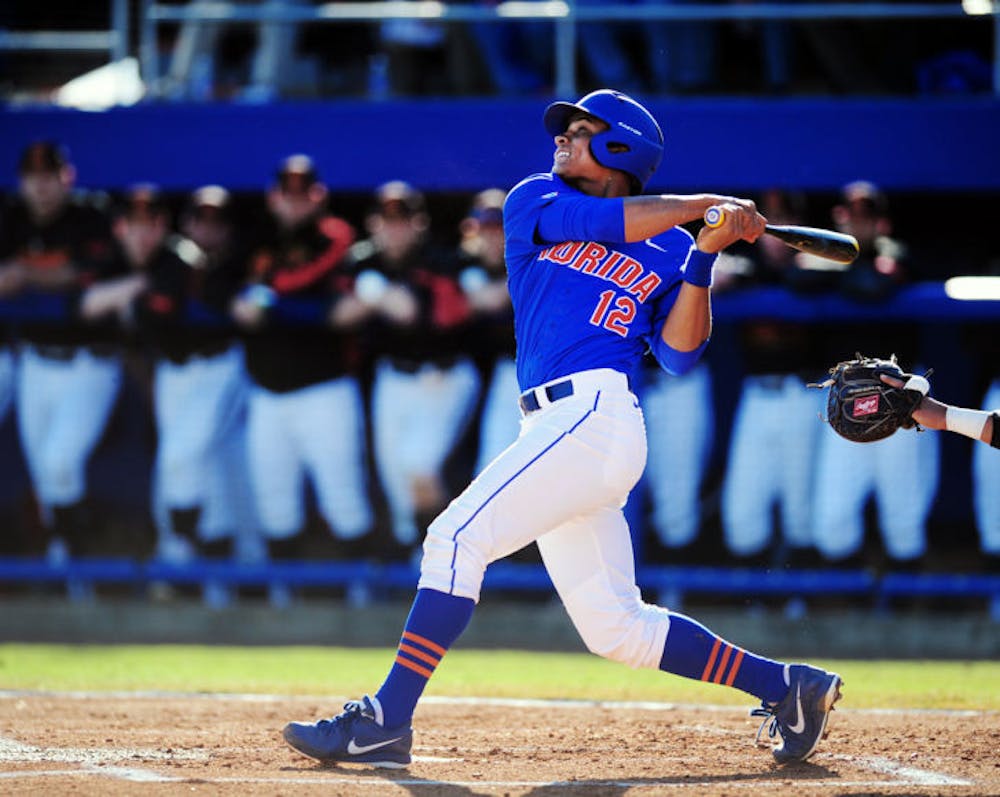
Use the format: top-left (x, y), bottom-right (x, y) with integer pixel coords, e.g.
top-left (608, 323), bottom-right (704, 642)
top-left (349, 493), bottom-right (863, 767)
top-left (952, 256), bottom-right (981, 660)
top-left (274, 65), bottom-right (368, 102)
top-left (0, 142), bottom-right (119, 564)
top-left (455, 188), bottom-right (519, 476)
top-left (174, 185), bottom-right (258, 573)
top-left (883, 362), bottom-right (1000, 579)
top-left (973, 376), bottom-right (1000, 572)
top-left (81, 184), bottom-right (250, 606)
top-left (231, 155), bottom-right (373, 606)
top-left (808, 181), bottom-right (939, 569)
top-left (639, 352), bottom-right (713, 561)
top-left (718, 189), bottom-right (823, 568)
top-left (354, 181), bottom-right (480, 554)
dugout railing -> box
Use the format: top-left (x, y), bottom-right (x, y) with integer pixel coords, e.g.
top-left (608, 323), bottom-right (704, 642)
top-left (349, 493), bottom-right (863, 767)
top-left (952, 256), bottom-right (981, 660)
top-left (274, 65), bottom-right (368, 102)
top-left (1, 558), bottom-right (999, 618)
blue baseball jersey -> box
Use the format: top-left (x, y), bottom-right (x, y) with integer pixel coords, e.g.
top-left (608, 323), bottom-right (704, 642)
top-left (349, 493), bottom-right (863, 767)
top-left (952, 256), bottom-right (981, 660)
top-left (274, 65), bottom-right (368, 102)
top-left (503, 172), bottom-right (710, 391)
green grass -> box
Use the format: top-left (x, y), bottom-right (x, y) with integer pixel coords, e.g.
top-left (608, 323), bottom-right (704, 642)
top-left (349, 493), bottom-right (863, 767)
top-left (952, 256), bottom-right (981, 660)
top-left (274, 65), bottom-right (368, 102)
top-left (0, 645), bottom-right (996, 711)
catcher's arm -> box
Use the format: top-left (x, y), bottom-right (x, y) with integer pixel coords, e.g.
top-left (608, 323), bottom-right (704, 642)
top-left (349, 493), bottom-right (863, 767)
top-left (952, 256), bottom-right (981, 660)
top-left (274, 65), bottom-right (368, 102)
top-left (880, 374), bottom-right (998, 447)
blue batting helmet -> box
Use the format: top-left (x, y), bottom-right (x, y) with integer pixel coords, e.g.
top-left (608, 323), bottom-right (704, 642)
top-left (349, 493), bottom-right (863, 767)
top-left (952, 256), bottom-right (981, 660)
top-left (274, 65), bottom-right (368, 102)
top-left (543, 89), bottom-right (664, 194)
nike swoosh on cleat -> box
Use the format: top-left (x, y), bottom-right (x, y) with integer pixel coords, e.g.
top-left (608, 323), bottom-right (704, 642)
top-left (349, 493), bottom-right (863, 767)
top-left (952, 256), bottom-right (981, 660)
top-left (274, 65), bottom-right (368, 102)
top-left (787, 684), bottom-right (806, 734)
top-left (347, 737), bottom-right (405, 755)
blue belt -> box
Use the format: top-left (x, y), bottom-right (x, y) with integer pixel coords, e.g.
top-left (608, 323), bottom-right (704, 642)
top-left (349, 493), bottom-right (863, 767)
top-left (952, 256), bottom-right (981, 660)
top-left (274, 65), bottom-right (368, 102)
top-left (519, 378), bottom-right (574, 414)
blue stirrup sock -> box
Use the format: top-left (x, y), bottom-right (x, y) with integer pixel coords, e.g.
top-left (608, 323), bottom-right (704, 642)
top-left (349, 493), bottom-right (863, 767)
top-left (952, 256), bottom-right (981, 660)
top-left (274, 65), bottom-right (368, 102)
top-left (374, 588), bottom-right (475, 729)
top-left (658, 612), bottom-right (789, 704)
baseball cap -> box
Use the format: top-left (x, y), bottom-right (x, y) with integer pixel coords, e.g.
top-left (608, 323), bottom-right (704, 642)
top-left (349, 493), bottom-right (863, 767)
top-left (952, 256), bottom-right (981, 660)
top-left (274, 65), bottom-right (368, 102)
top-left (117, 183), bottom-right (168, 221)
top-left (18, 141), bottom-right (70, 175)
top-left (468, 188), bottom-right (505, 226)
top-left (188, 184), bottom-right (231, 219)
top-left (276, 154), bottom-right (318, 192)
top-left (841, 180), bottom-right (887, 213)
top-left (375, 180), bottom-right (426, 219)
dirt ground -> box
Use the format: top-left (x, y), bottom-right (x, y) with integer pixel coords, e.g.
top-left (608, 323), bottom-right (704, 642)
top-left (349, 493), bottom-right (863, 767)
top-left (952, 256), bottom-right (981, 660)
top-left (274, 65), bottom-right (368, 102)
top-left (1, 692), bottom-right (998, 796)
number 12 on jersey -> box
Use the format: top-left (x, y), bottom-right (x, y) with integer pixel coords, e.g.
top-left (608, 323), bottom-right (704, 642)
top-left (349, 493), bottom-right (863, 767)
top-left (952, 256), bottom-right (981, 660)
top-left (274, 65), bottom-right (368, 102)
top-left (589, 290), bottom-right (635, 338)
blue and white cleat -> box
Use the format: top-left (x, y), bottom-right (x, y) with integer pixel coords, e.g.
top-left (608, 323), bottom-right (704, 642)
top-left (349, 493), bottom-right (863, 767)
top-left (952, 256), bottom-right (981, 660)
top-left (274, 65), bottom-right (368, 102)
top-left (282, 695), bottom-right (412, 768)
top-left (751, 664), bottom-right (843, 764)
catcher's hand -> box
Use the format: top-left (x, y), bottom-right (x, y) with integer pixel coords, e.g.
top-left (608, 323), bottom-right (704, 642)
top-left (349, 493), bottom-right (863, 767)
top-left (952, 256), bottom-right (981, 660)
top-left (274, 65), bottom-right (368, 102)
top-left (810, 354), bottom-right (931, 443)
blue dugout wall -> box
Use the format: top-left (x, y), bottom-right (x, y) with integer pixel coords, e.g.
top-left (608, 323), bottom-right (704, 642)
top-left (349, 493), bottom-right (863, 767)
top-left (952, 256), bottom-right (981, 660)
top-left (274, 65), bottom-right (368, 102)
top-left (2, 97), bottom-right (999, 192)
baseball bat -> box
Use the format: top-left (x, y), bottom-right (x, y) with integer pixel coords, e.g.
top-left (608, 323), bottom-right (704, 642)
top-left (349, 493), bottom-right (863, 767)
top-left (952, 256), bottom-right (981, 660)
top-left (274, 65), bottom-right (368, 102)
top-left (704, 206), bottom-right (860, 265)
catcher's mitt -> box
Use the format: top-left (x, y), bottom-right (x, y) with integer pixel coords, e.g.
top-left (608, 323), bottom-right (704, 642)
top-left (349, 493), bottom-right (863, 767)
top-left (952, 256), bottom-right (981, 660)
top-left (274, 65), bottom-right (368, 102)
top-left (810, 354), bottom-right (930, 443)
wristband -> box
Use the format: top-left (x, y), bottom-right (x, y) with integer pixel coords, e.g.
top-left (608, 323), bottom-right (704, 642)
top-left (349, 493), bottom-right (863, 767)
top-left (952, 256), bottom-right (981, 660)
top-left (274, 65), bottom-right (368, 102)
top-left (945, 406), bottom-right (990, 441)
top-left (682, 248), bottom-right (717, 288)
top-left (992, 411), bottom-right (1000, 449)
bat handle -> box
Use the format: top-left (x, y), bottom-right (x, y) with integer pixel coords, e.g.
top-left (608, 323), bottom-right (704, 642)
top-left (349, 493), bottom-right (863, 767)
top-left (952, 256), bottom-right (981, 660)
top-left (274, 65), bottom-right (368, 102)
top-left (704, 206), bottom-right (725, 228)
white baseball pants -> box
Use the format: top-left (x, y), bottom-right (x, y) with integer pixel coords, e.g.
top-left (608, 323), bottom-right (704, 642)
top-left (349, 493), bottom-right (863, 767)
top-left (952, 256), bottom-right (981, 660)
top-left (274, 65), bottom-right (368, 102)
top-left (640, 362), bottom-right (713, 549)
top-left (812, 407), bottom-right (940, 562)
top-left (372, 357), bottom-right (481, 545)
top-left (151, 344), bottom-right (250, 543)
top-left (16, 346), bottom-right (122, 509)
top-left (974, 379), bottom-right (1000, 555)
top-left (419, 368), bottom-right (673, 670)
top-left (722, 375), bottom-right (823, 556)
top-left (247, 376), bottom-right (372, 541)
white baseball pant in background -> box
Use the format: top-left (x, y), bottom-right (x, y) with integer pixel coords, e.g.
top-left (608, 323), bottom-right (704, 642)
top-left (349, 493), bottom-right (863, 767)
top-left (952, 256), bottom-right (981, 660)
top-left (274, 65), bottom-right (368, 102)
top-left (640, 362), bottom-right (713, 550)
top-left (372, 356), bottom-right (481, 545)
top-left (974, 379), bottom-right (1000, 555)
top-left (151, 344), bottom-right (250, 547)
top-left (812, 405), bottom-right (940, 563)
top-left (722, 375), bottom-right (823, 557)
top-left (16, 346), bottom-right (122, 510)
top-left (247, 376), bottom-right (372, 542)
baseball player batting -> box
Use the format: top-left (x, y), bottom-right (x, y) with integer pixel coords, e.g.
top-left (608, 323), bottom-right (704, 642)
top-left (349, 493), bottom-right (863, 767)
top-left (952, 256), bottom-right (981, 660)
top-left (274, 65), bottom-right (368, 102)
top-left (283, 90), bottom-right (842, 767)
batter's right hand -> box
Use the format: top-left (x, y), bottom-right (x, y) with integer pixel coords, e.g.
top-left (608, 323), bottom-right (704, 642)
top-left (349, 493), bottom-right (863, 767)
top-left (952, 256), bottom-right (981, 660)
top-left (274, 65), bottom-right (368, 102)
top-left (695, 201), bottom-right (766, 254)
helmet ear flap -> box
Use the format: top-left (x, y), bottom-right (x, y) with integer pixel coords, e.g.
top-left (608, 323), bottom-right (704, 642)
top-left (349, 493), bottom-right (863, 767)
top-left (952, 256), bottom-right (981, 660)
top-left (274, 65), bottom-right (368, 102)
top-left (589, 128), bottom-right (663, 195)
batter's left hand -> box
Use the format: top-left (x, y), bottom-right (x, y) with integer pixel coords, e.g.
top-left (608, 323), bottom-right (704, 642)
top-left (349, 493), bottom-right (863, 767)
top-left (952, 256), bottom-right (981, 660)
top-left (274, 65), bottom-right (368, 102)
top-left (695, 201), bottom-right (766, 254)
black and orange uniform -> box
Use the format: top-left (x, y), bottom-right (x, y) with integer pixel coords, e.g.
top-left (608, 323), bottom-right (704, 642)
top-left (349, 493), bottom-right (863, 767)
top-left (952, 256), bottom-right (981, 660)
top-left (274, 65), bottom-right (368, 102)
top-left (241, 213), bottom-right (360, 392)
top-left (0, 194), bottom-right (116, 355)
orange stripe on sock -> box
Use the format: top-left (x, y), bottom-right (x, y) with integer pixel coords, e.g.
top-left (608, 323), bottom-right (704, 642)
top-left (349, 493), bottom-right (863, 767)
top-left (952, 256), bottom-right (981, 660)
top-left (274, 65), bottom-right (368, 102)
top-left (395, 655), bottom-right (433, 679)
top-left (399, 642), bottom-right (440, 668)
top-left (712, 644), bottom-right (733, 683)
top-left (402, 630), bottom-right (448, 657)
top-left (724, 649), bottom-right (745, 686)
top-left (700, 639), bottom-right (722, 681)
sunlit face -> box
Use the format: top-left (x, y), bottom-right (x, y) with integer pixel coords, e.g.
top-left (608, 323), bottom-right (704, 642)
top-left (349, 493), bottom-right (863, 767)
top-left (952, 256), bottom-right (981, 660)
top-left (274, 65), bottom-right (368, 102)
top-left (19, 168), bottom-right (72, 221)
top-left (833, 199), bottom-right (884, 245)
top-left (475, 222), bottom-right (505, 269)
top-left (268, 177), bottom-right (326, 229)
top-left (552, 114), bottom-right (609, 183)
top-left (369, 211), bottom-right (427, 263)
top-left (183, 208), bottom-right (230, 254)
top-left (115, 212), bottom-right (168, 268)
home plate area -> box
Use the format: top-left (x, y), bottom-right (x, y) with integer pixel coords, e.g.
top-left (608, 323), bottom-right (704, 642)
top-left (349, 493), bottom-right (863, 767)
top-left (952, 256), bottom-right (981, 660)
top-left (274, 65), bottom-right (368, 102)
top-left (0, 693), bottom-right (994, 795)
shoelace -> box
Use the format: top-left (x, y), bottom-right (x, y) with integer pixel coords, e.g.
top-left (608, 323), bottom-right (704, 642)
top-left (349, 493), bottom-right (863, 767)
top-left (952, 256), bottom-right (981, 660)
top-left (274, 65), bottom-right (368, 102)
top-left (315, 700), bottom-right (367, 730)
top-left (750, 703), bottom-right (781, 748)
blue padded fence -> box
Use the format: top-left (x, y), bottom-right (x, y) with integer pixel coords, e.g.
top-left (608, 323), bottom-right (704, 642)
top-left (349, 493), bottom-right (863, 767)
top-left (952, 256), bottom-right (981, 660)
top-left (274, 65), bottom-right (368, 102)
top-left (2, 98), bottom-right (999, 192)
top-left (1, 557), bottom-right (998, 606)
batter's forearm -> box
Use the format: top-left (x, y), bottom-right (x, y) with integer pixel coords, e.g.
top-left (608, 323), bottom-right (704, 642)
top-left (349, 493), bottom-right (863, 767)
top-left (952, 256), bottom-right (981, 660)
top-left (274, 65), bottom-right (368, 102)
top-left (623, 194), bottom-right (728, 242)
top-left (660, 282), bottom-right (711, 352)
